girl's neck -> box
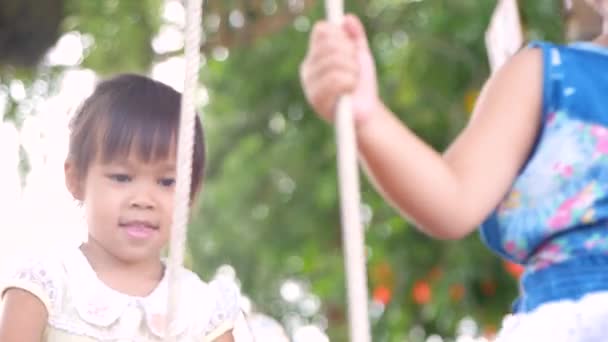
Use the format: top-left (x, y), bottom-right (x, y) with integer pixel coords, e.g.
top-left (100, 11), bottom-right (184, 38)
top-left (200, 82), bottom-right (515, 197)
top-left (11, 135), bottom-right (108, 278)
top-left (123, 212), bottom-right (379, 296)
top-left (80, 240), bottom-right (164, 297)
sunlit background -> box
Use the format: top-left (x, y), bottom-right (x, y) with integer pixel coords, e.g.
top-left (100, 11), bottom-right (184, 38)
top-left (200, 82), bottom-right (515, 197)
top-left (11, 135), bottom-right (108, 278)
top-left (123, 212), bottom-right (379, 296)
top-left (1, 0), bottom-right (591, 341)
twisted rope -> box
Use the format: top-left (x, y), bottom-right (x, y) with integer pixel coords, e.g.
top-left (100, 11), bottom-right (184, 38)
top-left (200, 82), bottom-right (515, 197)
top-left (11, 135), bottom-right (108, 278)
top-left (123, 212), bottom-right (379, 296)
top-left (325, 1), bottom-right (371, 341)
top-left (165, 0), bottom-right (203, 339)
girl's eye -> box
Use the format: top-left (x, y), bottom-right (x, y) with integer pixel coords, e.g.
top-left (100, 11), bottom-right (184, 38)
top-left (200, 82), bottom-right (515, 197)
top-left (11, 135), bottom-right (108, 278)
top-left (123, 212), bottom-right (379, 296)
top-left (159, 178), bottom-right (176, 187)
top-left (108, 174), bottom-right (131, 183)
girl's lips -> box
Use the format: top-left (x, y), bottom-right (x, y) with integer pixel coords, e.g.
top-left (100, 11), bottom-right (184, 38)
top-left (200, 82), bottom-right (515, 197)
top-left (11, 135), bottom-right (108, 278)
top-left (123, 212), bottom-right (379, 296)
top-left (119, 220), bottom-right (159, 239)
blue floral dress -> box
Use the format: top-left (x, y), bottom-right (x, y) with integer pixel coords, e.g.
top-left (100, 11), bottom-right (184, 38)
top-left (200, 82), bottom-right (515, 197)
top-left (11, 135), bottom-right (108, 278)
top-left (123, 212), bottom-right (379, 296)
top-left (480, 41), bottom-right (608, 340)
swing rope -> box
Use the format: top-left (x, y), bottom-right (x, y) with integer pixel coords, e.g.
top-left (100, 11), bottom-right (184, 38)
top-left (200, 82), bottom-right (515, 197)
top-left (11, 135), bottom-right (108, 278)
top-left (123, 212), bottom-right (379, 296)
top-left (165, 0), bottom-right (203, 339)
top-left (325, 1), bottom-right (372, 341)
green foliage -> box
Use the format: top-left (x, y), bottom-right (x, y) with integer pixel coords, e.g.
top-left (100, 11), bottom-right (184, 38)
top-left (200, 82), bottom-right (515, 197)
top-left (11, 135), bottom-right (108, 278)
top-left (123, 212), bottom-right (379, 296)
top-left (0, 0), bottom-right (161, 124)
top-left (1, 0), bottom-right (161, 173)
top-left (190, 1), bottom-right (565, 340)
top-left (63, 0), bottom-right (162, 75)
top-left (0, 0), bottom-right (567, 339)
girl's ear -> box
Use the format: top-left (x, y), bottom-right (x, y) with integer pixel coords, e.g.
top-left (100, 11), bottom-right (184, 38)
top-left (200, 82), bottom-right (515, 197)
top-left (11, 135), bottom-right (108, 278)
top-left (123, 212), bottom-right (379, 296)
top-left (64, 159), bottom-right (84, 201)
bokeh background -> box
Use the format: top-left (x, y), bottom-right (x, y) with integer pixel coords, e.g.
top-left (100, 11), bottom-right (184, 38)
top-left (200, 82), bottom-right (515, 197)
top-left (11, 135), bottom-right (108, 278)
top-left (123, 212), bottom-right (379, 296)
top-left (0, 0), bottom-right (601, 340)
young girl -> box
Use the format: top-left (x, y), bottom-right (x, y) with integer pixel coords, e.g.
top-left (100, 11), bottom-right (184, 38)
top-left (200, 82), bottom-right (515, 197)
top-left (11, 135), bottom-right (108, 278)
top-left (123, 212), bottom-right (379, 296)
top-left (0, 74), bottom-right (241, 341)
top-left (300, 1), bottom-right (608, 340)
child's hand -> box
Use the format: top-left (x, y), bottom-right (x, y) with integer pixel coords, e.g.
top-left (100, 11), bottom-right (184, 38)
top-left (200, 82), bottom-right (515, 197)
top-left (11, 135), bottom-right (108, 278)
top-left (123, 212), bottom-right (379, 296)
top-left (300, 14), bottom-right (381, 127)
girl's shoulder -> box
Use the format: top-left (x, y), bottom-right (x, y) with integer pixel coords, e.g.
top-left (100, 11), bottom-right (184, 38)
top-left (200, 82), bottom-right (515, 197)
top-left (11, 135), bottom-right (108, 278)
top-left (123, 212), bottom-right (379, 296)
top-left (527, 40), bottom-right (608, 66)
top-left (523, 40), bottom-right (608, 121)
top-left (0, 248), bottom-right (66, 316)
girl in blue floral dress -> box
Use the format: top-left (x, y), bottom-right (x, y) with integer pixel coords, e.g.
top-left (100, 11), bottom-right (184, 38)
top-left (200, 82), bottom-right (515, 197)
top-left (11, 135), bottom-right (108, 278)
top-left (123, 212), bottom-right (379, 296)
top-left (300, 1), bottom-right (608, 340)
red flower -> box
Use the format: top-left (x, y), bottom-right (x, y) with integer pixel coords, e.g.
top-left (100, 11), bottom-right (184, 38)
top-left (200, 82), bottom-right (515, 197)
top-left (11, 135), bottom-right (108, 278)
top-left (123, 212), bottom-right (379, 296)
top-left (412, 281), bottom-right (432, 305)
top-left (373, 285), bottom-right (392, 305)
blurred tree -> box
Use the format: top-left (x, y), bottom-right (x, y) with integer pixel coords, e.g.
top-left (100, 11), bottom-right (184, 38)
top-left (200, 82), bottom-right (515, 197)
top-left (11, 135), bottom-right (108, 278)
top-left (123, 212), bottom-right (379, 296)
top-left (0, 0), bottom-right (64, 67)
top-left (0, 0), bottom-right (575, 340)
top-left (192, 1), bottom-right (566, 340)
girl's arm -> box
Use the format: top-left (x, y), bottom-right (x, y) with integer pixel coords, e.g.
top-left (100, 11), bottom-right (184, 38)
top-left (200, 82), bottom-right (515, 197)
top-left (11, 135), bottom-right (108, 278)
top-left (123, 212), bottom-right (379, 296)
top-left (301, 15), bottom-right (543, 239)
top-left (213, 330), bottom-right (234, 342)
top-left (0, 288), bottom-right (48, 342)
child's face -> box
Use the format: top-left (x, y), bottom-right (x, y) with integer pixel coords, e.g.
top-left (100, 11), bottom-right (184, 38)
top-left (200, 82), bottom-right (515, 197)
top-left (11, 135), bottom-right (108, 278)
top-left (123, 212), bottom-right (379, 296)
top-left (76, 150), bottom-right (177, 263)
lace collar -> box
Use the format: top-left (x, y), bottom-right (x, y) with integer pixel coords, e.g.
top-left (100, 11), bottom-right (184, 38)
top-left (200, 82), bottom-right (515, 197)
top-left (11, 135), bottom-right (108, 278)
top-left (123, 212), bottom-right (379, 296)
top-left (62, 247), bottom-right (212, 338)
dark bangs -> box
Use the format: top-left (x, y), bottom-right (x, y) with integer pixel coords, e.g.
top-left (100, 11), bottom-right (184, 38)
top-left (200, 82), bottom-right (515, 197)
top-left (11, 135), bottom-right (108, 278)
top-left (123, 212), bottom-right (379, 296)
top-left (69, 74), bottom-right (206, 197)
top-left (97, 77), bottom-right (179, 163)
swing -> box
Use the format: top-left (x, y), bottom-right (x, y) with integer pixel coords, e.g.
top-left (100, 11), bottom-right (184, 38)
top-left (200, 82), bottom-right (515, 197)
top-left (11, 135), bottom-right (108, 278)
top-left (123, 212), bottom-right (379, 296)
top-left (485, 0), bottom-right (603, 72)
top-left (485, 0), bottom-right (524, 73)
top-left (0, 0), bottom-right (595, 340)
top-left (165, 0), bottom-right (370, 341)
top-left (164, 0), bottom-right (532, 341)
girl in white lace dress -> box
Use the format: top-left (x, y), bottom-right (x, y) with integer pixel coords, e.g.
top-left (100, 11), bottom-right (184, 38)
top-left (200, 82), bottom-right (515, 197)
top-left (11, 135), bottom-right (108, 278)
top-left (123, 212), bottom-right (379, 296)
top-left (0, 74), bottom-right (242, 341)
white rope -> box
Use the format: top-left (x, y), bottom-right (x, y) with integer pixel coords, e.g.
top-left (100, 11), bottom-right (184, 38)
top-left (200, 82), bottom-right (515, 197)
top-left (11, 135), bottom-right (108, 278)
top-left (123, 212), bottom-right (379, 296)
top-left (165, 0), bottom-right (203, 339)
top-left (325, 1), bottom-right (371, 341)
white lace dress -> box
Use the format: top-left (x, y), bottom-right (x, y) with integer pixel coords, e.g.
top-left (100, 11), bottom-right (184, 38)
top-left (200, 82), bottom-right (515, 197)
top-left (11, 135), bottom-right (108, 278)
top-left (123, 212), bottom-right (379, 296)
top-left (495, 291), bottom-right (608, 341)
top-left (0, 247), bottom-right (242, 341)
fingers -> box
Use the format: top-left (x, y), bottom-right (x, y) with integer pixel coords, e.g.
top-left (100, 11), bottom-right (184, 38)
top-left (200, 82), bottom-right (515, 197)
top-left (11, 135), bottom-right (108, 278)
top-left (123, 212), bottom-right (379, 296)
top-left (343, 14), bottom-right (369, 50)
top-left (300, 20), bottom-right (359, 121)
top-left (304, 51), bottom-right (358, 92)
top-left (303, 67), bottom-right (358, 120)
top-left (308, 21), bottom-right (357, 62)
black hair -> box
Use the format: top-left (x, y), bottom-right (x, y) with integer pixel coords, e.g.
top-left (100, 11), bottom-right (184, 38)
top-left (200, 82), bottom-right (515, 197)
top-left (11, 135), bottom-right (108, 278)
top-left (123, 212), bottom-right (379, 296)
top-left (68, 73), bottom-right (205, 198)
